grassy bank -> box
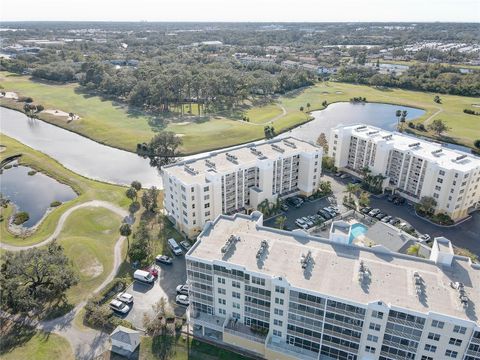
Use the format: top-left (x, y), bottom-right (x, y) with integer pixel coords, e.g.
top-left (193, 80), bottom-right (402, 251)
top-left (0, 134), bottom-right (129, 247)
top-left (1, 72), bottom-right (479, 153)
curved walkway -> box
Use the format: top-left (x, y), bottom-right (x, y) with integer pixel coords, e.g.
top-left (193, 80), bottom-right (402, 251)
top-left (1, 200), bottom-right (130, 360)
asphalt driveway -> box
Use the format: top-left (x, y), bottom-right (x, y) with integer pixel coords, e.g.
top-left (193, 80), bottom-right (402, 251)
top-left (122, 256), bottom-right (188, 329)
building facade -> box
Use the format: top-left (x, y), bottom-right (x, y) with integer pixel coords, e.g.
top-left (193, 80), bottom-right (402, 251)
top-left (185, 212), bottom-right (480, 360)
top-left (330, 124), bottom-right (480, 221)
top-left (161, 137), bottom-right (322, 238)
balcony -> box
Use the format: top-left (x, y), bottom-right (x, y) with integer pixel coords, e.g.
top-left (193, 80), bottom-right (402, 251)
top-left (189, 310), bottom-right (226, 332)
top-left (224, 319), bottom-right (267, 344)
top-left (266, 336), bottom-right (318, 360)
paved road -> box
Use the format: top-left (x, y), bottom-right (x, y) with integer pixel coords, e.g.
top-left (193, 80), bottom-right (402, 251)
top-left (123, 257), bottom-right (187, 329)
top-left (1, 200), bottom-right (130, 360)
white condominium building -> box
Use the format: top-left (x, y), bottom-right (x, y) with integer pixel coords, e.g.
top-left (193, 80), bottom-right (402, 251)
top-left (161, 137), bottom-right (322, 238)
top-left (330, 124), bottom-right (480, 220)
top-left (185, 212), bottom-right (480, 360)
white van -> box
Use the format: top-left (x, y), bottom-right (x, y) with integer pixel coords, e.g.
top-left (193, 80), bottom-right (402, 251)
top-left (168, 238), bottom-right (183, 256)
top-left (133, 269), bottom-right (154, 284)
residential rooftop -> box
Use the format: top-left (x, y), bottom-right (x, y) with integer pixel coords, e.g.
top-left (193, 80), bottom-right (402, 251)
top-left (336, 124), bottom-right (480, 172)
top-left (162, 137), bottom-right (320, 184)
top-left (188, 212), bottom-right (480, 324)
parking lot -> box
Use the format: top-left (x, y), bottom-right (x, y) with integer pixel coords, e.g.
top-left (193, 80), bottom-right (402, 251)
top-left (120, 256), bottom-right (188, 329)
top-left (264, 173), bottom-right (480, 257)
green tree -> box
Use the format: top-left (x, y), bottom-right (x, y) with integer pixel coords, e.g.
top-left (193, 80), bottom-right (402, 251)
top-left (344, 183), bottom-right (360, 202)
top-left (316, 132), bottom-right (329, 152)
top-left (0, 241), bottom-right (78, 314)
top-left (120, 223), bottom-right (132, 249)
top-left (299, 106), bottom-right (304, 112)
top-left (428, 119), bottom-right (450, 136)
top-left (128, 221), bottom-right (151, 263)
top-left (131, 181), bottom-right (142, 191)
top-left (474, 139), bottom-right (480, 149)
top-left (319, 181), bottom-right (332, 195)
top-left (358, 191), bottom-right (370, 208)
top-left (395, 109), bottom-right (402, 130)
top-left (148, 132), bottom-right (183, 167)
top-left (142, 186), bottom-right (159, 213)
top-left (306, 103), bottom-right (311, 111)
top-left (275, 216), bottom-right (287, 230)
top-left (416, 196), bottom-right (437, 216)
top-left (126, 187), bottom-right (137, 202)
top-left (434, 95), bottom-right (441, 104)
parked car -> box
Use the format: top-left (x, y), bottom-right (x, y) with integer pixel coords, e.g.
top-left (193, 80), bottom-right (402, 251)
top-left (325, 207), bottom-right (337, 216)
top-left (110, 299), bottom-right (130, 314)
top-left (335, 172), bottom-right (342, 177)
top-left (420, 234), bottom-right (431, 242)
top-left (295, 219), bottom-right (308, 229)
top-left (176, 294), bottom-right (189, 306)
top-left (387, 194), bottom-right (396, 202)
top-left (281, 204), bottom-right (289, 211)
top-left (360, 207), bottom-right (372, 214)
top-left (143, 266), bottom-right (159, 278)
top-left (116, 292), bottom-right (134, 304)
top-left (176, 284), bottom-right (189, 295)
top-left (301, 217), bottom-right (314, 228)
top-left (350, 178), bottom-right (361, 184)
top-left (389, 218), bottom-right (401, 226)
top-left (287, 197), bottom-right (303, 208)
top-left (368, 209), bottom-right (381, 216)
top-left (167, 238), bottom-right (183, 256)
top-left (381, 216), bottom-right (393, 223)
top-left (156, 255), bottom-right (173, 265)
top-left (133, 269), bottom-right (154, 284)
top-left (393, 196), bottom-right (406, 205)
top-left (340, 174), bottom-right (349, 179)
top-left (375, 212), bottom-right (387, 220)
top-left (180, 240), bottom-right (191, 251)
top-left (317, 209), bottom-right (332, 220)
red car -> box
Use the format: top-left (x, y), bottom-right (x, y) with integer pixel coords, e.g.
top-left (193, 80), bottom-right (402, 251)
top-left (143, 266), bottom-right (159, 278)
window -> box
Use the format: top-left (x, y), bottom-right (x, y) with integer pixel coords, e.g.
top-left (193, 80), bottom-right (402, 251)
top-left (204, 195), bottom-right (210, 200)
top-left (367, 334), bottom-right (378, 342)
top-left (439, 170), bottom-right (445, 176)
top-left (437, 178), bottom-right (443, 184)
top-left (449, 338), bottom-right (462, 346)
top-left (191, 187), bottom-right (194, 192)
top-left (218, 288), bottom-right (226, 295)
top-left (232, 281), bottom-right (241, 289)
top-left (435, 185), bottom-right (441, 191)
top-left (369, 323), bottom-right (381, 331)
top-left (217, 277), bottom-right (225, 284)
top-left (274, 319), bottom-right (283, 326)
top-left (421, 356), bottom-right (433, 360)
top-left (204, 203), bottom-right (210, 209)
top-left (252, 276), bottom-right (265, 286)
top-left (424, 344), bottom-right (437, 352)
top-left (273, 329), bottom-right (282, 337)
top-left (233, 302), bottom-right (240, 309)
top-left (428, 333), bottom-right (440, 341)
top-left (205, 211), bottom-right (210, 217)
top-left (218, 308), bottom-right (226, 315)
top-left (203, 186), bottom-right (209, 192)
top-left (232, 312), bottom-right (240, 319)
top-left (453, 325), bottom-right (466, 334)
top-left (445, 350), bottom-right (458, 358)
top-left (275, 298), bottom-right (284, 305)
top-left (433, 193), bottom-right (439, 199)
top-left (365, 346), bottom-right (376, 354)
top-left (232, 291), bottom-right (240, 299)
top-left (274, 308), bottom-right (283, 316)
top-left (218, 298), bottom-right (226, 305)
top-left (431, 320), bottom-right (444, 329)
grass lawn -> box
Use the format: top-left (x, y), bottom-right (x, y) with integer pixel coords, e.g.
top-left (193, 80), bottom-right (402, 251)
top-left (0, 134), bottom-right (129, 247)
top-left (0, 330), bottom-right (73, 360)
top-left (56, 207), bottom-right (122, 304)
top-left (139, 336), bottom-right (250, 360)
top-left (2, 71), bottom-right (479, 153)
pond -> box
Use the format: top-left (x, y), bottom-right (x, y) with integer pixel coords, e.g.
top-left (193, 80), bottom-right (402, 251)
top-left (285, 102), bottom-right (426, 142)
top-left (0, 165), bottom-right (77, 227)
top-left (0, 107), bottom-right (162, 187)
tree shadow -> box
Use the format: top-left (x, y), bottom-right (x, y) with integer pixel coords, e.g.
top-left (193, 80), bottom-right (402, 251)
top-left (0, 320), bottom-right (36, 354)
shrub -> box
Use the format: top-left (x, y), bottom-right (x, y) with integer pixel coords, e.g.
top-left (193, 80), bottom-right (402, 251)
top-left (408, 121), bottom-right (415, 128)
top-left (50, 200), bottom-right (62, 207)
top-left (36, 104), bottom-right (45, 112)
top-left (13, 211), bottom-right (29, 225)
top-left (27, 170), bottom-right (37, 176)
top-left (416, 123), bottom-right (426, 131)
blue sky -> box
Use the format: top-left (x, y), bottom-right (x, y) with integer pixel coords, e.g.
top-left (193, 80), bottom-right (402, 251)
top-left (1, 0), bottom-right (479, 22)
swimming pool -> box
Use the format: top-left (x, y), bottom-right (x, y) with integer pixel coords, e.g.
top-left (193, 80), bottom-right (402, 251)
top-left (349, 223), bottom-right (368, 243)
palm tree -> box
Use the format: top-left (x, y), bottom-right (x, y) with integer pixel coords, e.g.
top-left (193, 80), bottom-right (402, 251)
top-left (119, 223), bottom-right (132, 249)
top-left (407, 243), bottom-right (421, 257)
top-left (360, 166), bottom-right (371, 179)
top-left (358, 191), bottom-right (370, 207)
top-left (275, 216), bottom-right (287, 229)
top-left (344, 183), bottom-right (360, 202)
top-left (395, 109), bottom-right (402, 130)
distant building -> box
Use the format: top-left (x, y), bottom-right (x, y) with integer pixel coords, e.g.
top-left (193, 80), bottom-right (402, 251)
top-left (281, 60), bottom-right (300, 69)
top-left (110, 326), bottom-right (140, 358)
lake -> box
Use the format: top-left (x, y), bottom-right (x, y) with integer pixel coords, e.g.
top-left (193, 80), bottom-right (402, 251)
top-left (0, 107), bottom-right (162, 187)
top-left (0, 165), bottom-right (77, 227)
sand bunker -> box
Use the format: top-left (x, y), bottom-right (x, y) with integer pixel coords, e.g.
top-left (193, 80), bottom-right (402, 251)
top-left (44, 109), bottom-right (81, 121)
top-left (0, 91), bottom-right (18, 100)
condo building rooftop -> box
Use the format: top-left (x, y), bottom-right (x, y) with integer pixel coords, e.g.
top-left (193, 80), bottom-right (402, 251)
top-left (338, 124), bottom-right (480, 172)
top-left (188, 212), bottom-right (480, 324)
top-left (162, 137), bottom-right (320, 184)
